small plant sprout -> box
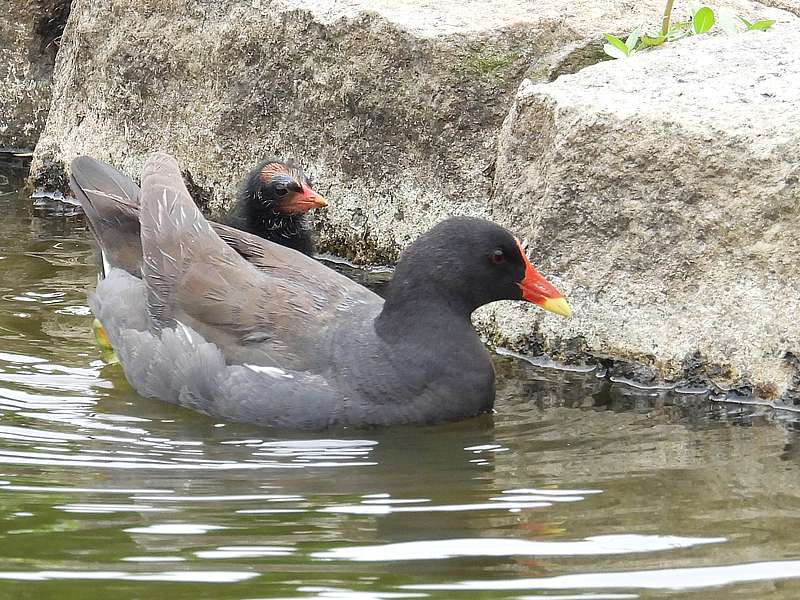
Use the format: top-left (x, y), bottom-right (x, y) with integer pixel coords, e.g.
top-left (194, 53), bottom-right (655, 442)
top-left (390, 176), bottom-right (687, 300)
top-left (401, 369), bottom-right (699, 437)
top-left (602, 1), bottom-right (776, 60)
top-left (603, 29), bottom-right (641, 59)
top-left (740, 16), bottom-right (776, 31)
top-left (717, 8), bottom-right (776, 34)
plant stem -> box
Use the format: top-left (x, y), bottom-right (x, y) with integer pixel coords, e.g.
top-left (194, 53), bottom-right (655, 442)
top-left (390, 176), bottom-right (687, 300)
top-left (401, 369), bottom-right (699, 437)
top-left (661, 0), bottom-right (675, 36)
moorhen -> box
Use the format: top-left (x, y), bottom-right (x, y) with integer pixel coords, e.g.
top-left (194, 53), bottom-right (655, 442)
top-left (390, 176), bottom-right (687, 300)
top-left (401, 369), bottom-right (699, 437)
top-left (226, 159), bottom-right (327, 255)
top-left (79, 152), bottom-right (572, 429)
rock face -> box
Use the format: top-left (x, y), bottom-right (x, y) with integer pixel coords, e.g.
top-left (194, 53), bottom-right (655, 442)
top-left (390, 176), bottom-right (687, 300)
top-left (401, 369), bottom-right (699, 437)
top-left (31, 0), bottom-right (789, 246)
top-left (29, 0), bottom-right (800, 396)
top-left (0, 0), bottom-right (70, 149)
top-left (487, 27), bottom-right (800, 397)
top-left (755, 0), bottom-right (800, 17)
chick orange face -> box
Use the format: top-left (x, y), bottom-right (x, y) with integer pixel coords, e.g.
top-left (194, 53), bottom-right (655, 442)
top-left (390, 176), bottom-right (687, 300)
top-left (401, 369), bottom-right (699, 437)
top-left (258, 162), bottom-right (328, 214)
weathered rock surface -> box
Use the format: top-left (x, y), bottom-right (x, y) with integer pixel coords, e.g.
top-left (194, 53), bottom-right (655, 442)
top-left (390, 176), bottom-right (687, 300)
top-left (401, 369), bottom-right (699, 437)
top-left (485, 27), bottom-right (800, 398)
top-left (28, 0), bottom-right (800, 395)
top-left (0, 0), bottom-right (69, 149)
top-left (755, 0), bottom-right (800, 17)
top-left (31, 0), bottom-right (790, 245)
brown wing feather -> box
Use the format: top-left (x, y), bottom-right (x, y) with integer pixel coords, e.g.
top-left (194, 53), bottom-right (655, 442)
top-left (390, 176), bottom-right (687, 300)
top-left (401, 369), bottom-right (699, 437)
top-left (138, 153), bottom-right (381, 369)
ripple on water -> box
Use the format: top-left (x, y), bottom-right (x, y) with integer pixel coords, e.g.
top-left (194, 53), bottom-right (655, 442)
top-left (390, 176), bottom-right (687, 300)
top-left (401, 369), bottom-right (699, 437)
top-left (313, 534), bottom-right (727, 561)
top-left (0, 570), bottom-right (258, 583)
top-left (402, 560), bottom-right (800, 593)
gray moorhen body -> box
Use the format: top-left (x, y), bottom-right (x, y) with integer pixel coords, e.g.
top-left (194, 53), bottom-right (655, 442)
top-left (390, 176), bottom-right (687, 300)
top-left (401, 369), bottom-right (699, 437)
top-left (73, 152), bottom-right (571, 429)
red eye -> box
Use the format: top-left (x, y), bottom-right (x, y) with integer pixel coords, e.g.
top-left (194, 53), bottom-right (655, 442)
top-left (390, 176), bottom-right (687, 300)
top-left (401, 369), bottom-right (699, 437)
top-left (490, 249), bottom-right (506, 265)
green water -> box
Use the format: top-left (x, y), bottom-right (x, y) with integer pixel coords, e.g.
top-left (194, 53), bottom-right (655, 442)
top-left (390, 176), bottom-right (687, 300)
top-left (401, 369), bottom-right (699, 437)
top-left (1, 159), bottom-right (800, 599)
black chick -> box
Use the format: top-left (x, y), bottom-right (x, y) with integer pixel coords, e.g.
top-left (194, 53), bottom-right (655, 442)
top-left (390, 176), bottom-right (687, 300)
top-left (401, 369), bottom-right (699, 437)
top-left (225, 159), bottom-right (327, 256)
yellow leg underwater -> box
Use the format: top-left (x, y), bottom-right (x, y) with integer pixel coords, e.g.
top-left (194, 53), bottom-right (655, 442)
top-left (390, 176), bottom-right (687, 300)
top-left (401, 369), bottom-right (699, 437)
top-left (92, 318), bottom-right (118, 363)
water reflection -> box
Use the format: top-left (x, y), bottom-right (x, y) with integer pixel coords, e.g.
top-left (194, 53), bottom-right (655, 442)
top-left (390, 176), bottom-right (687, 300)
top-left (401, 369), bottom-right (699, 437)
top-left (404, 560), bottom-right (800, 593)
top-left (1, 159), bottom-right (800, 598)
top-left (314, 534), bottom-right (725, 561)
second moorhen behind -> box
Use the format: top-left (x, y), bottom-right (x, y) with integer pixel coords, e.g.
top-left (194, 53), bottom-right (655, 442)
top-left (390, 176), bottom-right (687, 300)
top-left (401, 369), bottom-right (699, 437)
top-left (225, 159), bottom-right (327, 255)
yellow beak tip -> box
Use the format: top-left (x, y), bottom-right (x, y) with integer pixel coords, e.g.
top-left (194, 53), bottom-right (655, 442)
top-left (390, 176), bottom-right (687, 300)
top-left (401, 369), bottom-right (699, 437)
top-left (540, 297), bottom-right (573, 319)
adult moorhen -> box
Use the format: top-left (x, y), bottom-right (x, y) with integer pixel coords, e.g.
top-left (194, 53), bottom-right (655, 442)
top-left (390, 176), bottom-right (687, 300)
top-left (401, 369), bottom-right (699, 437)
top-left (78, 152), bottom-right (572, 429)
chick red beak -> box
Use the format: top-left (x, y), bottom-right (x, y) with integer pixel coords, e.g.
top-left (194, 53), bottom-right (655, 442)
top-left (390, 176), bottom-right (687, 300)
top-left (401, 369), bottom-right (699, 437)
top-left (282, 184), bottom-right (328, 213)
top-left (517, 242), bottom-right (572, 318)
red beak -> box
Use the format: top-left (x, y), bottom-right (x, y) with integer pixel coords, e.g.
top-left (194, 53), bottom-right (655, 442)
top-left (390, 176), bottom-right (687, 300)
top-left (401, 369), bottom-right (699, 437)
top-left (517, 241), bottom-right (572, 318)
top-left (282, 184), bottom-right (328, 213)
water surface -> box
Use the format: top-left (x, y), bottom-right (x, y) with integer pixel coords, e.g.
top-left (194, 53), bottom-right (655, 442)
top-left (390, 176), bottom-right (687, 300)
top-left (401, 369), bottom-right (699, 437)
top-left (1, 159), bottom-right (800, 599)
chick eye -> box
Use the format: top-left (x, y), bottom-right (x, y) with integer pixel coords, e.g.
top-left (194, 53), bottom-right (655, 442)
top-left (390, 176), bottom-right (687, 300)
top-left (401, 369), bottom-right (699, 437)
top-left (490, 249), bottom-right (506, 265)
top-left (274, 185), bottom-right (289, 198)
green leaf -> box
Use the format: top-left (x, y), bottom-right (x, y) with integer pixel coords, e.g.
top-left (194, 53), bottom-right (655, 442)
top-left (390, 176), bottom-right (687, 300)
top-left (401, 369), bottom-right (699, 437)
top-left (604, 33), bottom-right (630, 55)
top-left (739, 16), bottom-right (754, 28)
top-left (718, 8), bottom-right (741, 35)
top-left (748, 19), bottom-right (775, 30)
top-left (603, 43), bottom-right (628, 59)
top-left (625, 28), bottom-right (641, 51)
top-left (693, 7), bottom-right (715, 34)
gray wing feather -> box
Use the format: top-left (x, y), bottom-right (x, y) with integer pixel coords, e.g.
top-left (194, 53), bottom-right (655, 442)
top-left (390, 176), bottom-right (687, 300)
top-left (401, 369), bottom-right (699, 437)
top-left (137, 152), bottom-right (378, 366)
top-left (69, 156), bottom-right (142, 276)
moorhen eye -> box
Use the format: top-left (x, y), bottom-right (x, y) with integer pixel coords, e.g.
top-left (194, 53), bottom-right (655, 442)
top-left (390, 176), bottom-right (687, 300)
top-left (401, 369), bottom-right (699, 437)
top-left (274, 185), bottom-right (289, 198)
top-left (490, 249), bottom-right (506, 265)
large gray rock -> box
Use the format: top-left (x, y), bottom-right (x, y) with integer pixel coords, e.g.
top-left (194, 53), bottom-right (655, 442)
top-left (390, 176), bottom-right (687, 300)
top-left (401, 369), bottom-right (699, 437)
top-left (0, 0), bottom-right (69, 149)
top-left (755, 0), bottom-right (800, 17)
top-left (486, 27), bottom-right (800, 398)
top-left (31, 0), bottom-right (789, 251)
top-left (29, 0), bottom-right (799, 395)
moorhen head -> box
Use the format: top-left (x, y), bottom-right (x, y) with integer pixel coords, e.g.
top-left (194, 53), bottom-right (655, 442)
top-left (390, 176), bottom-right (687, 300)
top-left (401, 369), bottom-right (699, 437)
top-left (226, 159), bottom-right (327, 255)
top-left (379, 216), bottom-right (571, 324)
